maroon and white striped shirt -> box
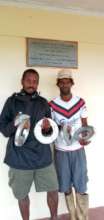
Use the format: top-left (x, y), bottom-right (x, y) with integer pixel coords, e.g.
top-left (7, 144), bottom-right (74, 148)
top-left (49, 95), bottom-right (87, 151)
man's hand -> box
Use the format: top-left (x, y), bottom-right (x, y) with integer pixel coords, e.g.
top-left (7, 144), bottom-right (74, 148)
top-left (41, 118), bottom-right (51, 131)
top-left (14, 113), bottom-right (30, 128)
top-left (23, 120), bottom-right (30, 129)
top-left (41, 118), bottom-right (53, 136)
top-left (79, 139), bottom-right (91, 146)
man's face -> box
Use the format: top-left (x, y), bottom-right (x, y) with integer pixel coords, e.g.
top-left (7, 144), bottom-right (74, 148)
top-left (22, 73), bottom-right (39, 94)
top-left (57, 78), bottom-right (73, 95)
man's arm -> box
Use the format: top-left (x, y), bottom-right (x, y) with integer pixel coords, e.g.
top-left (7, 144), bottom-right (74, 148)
top-left (41, 100), bottom-right (53, 135)
top-left (81, 117), bottom-right (88, 127)
top-left (79, 117), bottom-right (91, 145)
top-left (0, 98), bottom-right (16, 137)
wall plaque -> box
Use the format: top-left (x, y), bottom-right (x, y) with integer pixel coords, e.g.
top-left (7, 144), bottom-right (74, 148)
top-left (26, 38), bottom-right (78, 68)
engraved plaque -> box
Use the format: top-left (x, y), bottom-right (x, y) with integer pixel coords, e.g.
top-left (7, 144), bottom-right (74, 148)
top-left (26, 38), bottom-right (78, 68)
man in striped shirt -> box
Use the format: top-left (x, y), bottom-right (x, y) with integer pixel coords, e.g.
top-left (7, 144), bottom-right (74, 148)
top-left (49, 69), bottom-right (90, 220)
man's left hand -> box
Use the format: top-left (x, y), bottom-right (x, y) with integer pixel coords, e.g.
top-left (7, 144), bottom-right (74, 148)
top-left (79, 139), bottom-right (91, 145)
top-left (41, 118), bottom-right (51, 131)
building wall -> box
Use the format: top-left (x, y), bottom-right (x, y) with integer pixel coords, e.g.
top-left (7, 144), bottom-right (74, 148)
top-left (0, 6), bottom-right (104, 220)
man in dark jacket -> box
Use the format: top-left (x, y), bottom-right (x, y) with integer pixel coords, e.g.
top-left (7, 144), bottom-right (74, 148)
top-left (0, 69), bottom-right (58, 220)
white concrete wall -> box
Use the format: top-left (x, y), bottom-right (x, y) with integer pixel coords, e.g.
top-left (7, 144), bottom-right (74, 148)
top-left (0, 6), bottom-right (104, 220)
top-left (0, 36), bottom-right (68, 220)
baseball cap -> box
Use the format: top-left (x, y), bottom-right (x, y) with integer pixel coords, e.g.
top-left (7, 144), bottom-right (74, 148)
top-left (57, 69), bottom-right (73, 79)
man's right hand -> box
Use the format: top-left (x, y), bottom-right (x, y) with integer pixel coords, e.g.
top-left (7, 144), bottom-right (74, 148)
top-left (23, 120), bottom-right (30, 129)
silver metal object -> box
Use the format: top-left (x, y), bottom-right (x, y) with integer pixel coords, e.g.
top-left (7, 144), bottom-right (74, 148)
top-left (57, 124), bottom-right (94, 151)
top-left (14, 114), bottom-right (30, 147)
top-left (14, 113), bottom-right (30, 126)
top-left (62, 124), bottom-right (73, 145)
top-left (34, 118), bottom-right (59, 144)
top-left (73, 126), bottom-right (94, 142)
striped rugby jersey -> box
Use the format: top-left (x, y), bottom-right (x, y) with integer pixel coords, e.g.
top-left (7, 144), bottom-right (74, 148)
top-left (49, 95), bottom-right (88, 151)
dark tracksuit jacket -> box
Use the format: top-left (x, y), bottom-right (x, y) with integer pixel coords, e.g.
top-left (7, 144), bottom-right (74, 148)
top-left (0, 90), bottom-right (52, 170)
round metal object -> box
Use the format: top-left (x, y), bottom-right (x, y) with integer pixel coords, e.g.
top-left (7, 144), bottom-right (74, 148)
top-left (14, 114), bottom-right (30, 126)
top-left (57, 125), bottom-right (94, 151)
top-left (73, 126), bottom-right (94, 142)
top-left (14, 114), bottom-right (30, 147)
top-left (34, 118), bottom-right (59, 144)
